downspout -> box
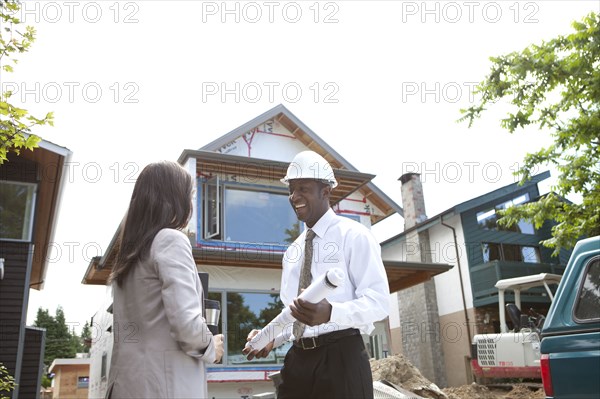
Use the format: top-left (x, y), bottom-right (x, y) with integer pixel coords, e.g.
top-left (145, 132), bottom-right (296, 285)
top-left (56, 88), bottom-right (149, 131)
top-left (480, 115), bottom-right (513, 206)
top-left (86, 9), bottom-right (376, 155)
top-left (439, 216), bottom-right (472, 347)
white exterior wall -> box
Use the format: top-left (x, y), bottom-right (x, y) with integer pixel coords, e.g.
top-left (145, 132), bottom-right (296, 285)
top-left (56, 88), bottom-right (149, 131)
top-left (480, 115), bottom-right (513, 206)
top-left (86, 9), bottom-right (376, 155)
top-left (428, 216), bottom-right (474, 316)
top-left (200, 264), bottom-right (281, 292)
top-left (380, 237), bottom-right (405, 261)
top-left (380, 214), bottom-right (474, 325)
top-left (334, 191), bottom-right (380, 227)
top-left (388, 292), bottom-right (401, 330)
top-left (381, 239), bottom-right (404, 332)
top-left (207, 381), bottom-right (275, 399)
top-left (214, 119), bottom-right (306, 162)
top-left (88, 286), bottom-right (114, 399)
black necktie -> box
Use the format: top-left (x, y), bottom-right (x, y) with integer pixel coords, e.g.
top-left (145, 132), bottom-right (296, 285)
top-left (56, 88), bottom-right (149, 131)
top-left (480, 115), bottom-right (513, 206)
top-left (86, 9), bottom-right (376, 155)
top-left (292, 229), bottom-right (316, 340)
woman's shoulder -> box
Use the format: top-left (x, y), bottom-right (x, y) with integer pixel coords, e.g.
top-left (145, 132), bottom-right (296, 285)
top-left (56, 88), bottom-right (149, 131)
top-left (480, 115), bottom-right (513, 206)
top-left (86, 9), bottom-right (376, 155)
top-left (152, 228), bottom-right (191, 250)
top-left (150, 229), bottom-right (194, 267)
top-left (154, 228), bottom-right (187, 241)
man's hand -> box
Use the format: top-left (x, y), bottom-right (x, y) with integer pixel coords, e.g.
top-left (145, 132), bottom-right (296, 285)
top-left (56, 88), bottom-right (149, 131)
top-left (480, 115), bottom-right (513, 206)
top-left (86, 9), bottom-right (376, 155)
top-left (290, 297), bottom-right (332, 326)
top-left (242, 329), bottom-right (274, 360)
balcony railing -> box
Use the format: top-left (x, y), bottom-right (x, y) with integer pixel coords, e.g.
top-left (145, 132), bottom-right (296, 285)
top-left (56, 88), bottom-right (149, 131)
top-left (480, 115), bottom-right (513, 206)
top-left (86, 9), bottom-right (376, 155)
top-left (471, 260), bottom-right (566, 306)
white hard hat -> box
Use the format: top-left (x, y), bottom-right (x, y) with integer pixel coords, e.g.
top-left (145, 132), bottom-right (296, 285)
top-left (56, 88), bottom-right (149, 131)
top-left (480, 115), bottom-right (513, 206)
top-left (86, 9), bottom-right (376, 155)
top-left (280, 151), bottom-right (338, 188)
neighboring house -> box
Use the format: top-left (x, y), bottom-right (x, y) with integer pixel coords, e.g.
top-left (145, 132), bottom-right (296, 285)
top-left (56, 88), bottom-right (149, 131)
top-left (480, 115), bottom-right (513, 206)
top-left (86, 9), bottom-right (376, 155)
top-left (381, 172), bottom-right (571, 387)
top-left (48, 358), bottom-right (91, 399)
top-left (82, 105), bottom-right (452, 398)
top-left (0, 140), bottom-right (71, 399)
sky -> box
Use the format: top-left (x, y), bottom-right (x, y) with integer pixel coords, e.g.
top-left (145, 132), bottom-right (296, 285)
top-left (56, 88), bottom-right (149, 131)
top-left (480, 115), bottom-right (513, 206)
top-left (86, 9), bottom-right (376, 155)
top-left (1, 0), bottom-right (596, 332)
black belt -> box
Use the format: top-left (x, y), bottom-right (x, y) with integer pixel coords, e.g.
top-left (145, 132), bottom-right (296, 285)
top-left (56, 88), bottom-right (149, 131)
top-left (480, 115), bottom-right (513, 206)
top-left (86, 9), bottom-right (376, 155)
top-left (293, 328), bottom-right (360, 350)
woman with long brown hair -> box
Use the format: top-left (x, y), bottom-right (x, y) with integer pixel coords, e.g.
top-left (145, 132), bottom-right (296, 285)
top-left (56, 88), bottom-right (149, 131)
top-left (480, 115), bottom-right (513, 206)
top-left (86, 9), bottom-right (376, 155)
top-left (106, 161), bottom-right (223, 399)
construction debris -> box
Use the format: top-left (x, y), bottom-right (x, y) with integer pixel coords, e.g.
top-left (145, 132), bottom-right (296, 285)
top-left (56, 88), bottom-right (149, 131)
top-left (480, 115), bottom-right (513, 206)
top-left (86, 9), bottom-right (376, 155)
top-left (443, 383), bottom-right (497, 399)
top-left (503, 384), bottom-right (546, 399)
top-left (370, 355), bottom-right (546, 399)
top-left (370, 355), bottom-right (448, 399)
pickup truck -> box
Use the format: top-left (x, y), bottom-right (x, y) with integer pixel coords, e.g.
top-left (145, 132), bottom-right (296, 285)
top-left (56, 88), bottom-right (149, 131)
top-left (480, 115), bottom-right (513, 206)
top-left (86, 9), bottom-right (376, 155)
top-left (540, 235), bottom-right (600, 398)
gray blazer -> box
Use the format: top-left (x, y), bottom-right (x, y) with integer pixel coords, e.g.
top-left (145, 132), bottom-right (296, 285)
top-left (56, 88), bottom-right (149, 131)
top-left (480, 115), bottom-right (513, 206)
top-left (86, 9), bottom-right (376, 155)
top-left (106, 228), bottom-right (216, 399)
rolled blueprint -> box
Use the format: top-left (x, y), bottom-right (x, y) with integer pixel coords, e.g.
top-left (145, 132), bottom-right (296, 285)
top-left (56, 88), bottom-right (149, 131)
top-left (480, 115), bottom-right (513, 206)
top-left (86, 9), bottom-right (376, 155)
top-left (245, 267), bottom-right (345, 352)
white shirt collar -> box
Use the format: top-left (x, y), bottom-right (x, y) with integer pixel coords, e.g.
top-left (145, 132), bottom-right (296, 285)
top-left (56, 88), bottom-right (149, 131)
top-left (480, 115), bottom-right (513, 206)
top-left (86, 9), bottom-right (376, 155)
top-left (308, 208), bottom-right (335, 239)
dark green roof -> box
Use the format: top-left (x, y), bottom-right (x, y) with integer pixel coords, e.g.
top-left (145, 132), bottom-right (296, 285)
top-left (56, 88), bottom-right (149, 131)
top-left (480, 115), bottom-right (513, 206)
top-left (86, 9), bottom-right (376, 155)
top-left (381, 171), bottom-right (551, 246)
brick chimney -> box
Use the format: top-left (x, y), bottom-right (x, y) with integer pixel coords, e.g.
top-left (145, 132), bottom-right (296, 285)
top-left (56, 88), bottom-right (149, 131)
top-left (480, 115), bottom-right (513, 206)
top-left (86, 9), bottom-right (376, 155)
top-left (399, 173), bottom-right (427, 229)
top-left (396, 172), bottom-right (447, 387)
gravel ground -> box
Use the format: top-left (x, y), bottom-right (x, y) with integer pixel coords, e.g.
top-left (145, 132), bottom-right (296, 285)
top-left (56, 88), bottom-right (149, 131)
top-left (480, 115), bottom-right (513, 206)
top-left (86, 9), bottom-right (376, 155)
top-left (444, 383), bottom-right (546, 399)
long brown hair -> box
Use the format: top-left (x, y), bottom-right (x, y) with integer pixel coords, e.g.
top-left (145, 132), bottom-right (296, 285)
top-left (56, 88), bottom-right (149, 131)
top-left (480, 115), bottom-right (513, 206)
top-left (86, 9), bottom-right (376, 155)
top-left (109, 161), bottom-right (193, 286)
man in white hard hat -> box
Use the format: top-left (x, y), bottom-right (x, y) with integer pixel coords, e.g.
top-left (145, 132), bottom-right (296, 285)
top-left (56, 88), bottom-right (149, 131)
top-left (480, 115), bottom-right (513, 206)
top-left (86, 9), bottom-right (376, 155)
top-left (244, 150), bottom-right (390, 398)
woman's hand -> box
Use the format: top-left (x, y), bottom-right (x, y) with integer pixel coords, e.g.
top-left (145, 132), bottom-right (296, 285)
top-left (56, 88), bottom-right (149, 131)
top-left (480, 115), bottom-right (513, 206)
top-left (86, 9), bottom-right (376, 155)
top-left (213, 334), bottom-right (224, 363)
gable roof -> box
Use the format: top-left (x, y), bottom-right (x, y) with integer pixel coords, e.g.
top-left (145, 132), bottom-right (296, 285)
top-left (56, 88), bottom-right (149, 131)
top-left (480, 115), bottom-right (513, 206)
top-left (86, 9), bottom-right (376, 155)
top-left (381, 171), bottom-right (551, 246)
top-left (200, 104), bottom-right (403, 224)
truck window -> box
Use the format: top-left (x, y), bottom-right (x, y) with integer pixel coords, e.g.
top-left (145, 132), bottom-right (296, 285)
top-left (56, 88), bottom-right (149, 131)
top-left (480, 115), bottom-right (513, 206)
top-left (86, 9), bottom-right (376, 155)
top-left (574, 257), bottom-right (600, 322)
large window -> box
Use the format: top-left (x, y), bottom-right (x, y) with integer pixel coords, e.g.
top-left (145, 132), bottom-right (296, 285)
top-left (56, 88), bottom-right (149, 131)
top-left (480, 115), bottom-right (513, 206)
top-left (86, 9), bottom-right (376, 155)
top-left (482, 242), bottom-right (541, 263)
top-left (0, 181), bottom-right (36, 241)
top-left (476, 193), bottom-right (534, 234)
top-left (208, 291), bottom-right (292, 367)
top-left (200, 179), bottom-right (299, 245)
top-left (224, 188), bottom-right (298, 244)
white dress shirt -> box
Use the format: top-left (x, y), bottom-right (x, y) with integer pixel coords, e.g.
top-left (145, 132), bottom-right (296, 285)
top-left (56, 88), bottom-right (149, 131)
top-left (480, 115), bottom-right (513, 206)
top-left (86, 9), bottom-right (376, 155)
top-left (279, 208), bottom-right (391, 340)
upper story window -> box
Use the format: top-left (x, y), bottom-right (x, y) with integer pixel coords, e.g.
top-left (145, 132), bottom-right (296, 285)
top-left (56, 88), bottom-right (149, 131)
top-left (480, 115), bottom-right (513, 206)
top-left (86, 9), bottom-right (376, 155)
top-left (0, 181), bottom-right (37, 241)
top-left (476, 193), bottom-right (534, 234)
top-left (200, 177), bottom-right (299, 246)
top-left (574, 257), bottom-right (600, 322)
top-left (482, 242), bottom-right (541, 263)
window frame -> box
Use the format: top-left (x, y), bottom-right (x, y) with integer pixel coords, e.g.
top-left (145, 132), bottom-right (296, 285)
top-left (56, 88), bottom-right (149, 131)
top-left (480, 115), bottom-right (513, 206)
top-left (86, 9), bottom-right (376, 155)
top-left (475, 193), bottom-right (535, 235)
top-left (77, 376), bottom-right (90, 389)
top-left (100, 352), bottom-right (108, 380)
top-left (207, 289), bottom-right (291, 368)
top-left (572, 256), bottom-right (600, 324)
top-left (482, 242), bottom-right (501, 263)
top-left (481, 242), bottom-right (541, 264)
top-left (203, 176), bottom-right (220, 239)
top-left (222, 183), bottom-right (297, 245)
top-left (198, 177), bottom-right (296, 248)
top-left (0, 180), bottom-right (37, 242)
top-left (521, 245), bottom-right (541, 263)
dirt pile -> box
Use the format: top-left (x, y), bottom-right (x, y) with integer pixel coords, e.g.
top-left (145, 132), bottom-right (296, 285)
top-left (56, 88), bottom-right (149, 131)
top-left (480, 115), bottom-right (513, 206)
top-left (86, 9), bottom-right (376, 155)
top-left (370, 354), bottom-right (447, 399)
top-left (370, 355), bottom-right (546, 399)
top-left (442, 383), bottom-right (546, 399)
top-left (443, 383), bottom-right (497, 399)
top-left (503, 385), bottom-right (546, 399)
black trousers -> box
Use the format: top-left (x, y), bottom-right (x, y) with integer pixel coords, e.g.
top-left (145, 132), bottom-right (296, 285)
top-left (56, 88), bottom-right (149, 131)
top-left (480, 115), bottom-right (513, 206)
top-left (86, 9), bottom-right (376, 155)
top-left (277, 333), bottom-right (374, 399)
